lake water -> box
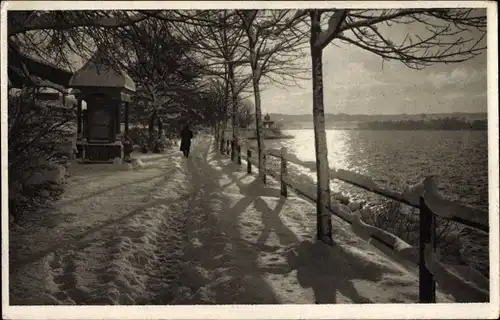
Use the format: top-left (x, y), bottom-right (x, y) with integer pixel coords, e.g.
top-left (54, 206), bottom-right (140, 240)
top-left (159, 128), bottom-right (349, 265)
top-left (250, 129), bottom-right (489, 211)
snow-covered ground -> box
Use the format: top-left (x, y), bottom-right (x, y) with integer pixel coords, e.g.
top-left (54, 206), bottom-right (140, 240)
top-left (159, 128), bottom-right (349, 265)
top-left (9, 135), bottom-right (456, 305)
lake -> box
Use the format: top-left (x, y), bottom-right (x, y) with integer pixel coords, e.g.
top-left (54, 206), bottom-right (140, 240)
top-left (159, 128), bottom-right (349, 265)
top-left (249, 129), bottom-right (489, 212)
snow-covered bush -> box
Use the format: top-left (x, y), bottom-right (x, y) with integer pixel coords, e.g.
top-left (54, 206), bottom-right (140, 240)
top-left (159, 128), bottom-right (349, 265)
top-left (8, 92), bottom-right (74, 223)
top-left (127, 126), bottom-right (148, 146)
top-left (360, 201), bottom-right (420, 247)
top-left (153, 138), bottom-right (165, 153)
top-left (360, 199), bottom-right (488, 278)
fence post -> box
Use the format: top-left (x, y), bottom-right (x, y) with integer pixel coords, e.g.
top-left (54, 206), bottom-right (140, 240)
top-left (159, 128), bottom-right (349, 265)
top-left (231, 139), bottom-right (235, 161)
top-left (226, 140), bottom-right (230, 156)
top-left (237, 145), bottom-right (242, 165)
top-left (247, 149), bottom-right (252, 173)
top-left (263, 153), bottom-right (267, 184)
top-left (419, 196), bottom-right (436, 303)
top-left (220, 138), bottom-right (225, 154)
top-left (280, 147), bottom-right (288, 197)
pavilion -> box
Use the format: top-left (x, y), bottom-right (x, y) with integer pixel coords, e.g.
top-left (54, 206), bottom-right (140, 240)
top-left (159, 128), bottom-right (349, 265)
top-left (8, 44), bottom-right (137, 163)
top-left (69, 49), bottom-right (136, 162)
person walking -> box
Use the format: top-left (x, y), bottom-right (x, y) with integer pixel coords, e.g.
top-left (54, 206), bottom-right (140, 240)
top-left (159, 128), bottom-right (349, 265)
top-left (180, 122), bottom-right (194, 158)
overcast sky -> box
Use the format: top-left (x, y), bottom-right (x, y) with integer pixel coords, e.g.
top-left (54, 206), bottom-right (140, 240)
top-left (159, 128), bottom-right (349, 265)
top-left (259, 24), bottom-right (487, 116)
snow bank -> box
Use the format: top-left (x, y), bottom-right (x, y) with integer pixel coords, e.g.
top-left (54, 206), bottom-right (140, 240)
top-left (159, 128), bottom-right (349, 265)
top-left (74, 161), bottom-right (133, 173)
top-left (130, 159), bottom-right (145, 170)
top-left (25, 162), bottom-right (67, 186)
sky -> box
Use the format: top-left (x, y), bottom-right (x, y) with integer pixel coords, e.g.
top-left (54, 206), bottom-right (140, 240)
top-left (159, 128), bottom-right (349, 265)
top-left (258, 14), bottom-right (487, 116)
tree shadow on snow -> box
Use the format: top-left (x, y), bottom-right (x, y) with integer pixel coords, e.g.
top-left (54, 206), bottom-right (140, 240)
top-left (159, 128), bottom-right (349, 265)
top-left (209, 146), bottom-right (397, 304)
top-left (177, 144), bottom-right (282, 304)
top-left (285, 240), bottom-right (383, 304)
top-left (253, 197), bottom-right (297, 248)
top-left (183, 139), bottom-right (398, 305)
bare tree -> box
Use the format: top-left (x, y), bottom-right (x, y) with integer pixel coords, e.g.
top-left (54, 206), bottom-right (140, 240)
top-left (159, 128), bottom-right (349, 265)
top-left (236, 9), bottom-right (309, 183)
top-left (200, 11), bottom-right (248, 160)
top-left (165, 10), bottom-right (254, 160)
top-left (105, 19), bottom-right (202, 147)
top-left (237, 99), bottom-right (255, 129)
top-left (305, 8), bottom-right (486, 243)
top-left (8, 11), bottom-right (152, 71)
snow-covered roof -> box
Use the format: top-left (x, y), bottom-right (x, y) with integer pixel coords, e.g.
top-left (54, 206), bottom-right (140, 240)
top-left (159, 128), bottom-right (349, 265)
top-left (8, 44), bottom-right (74, 91)
top-left (69, 50), bottom-right (136, 92)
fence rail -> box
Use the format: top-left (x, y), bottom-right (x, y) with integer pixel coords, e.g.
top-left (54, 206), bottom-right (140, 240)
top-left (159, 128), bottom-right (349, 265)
top-left (217, 137), bottom-right (489, 303)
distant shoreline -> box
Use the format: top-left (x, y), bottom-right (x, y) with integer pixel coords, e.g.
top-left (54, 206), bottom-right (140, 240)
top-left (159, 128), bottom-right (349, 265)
top-left (278, 117), bottom-right (487, 131)
top-left (269, 112), bottom-right (487, 123)
top-left (281, 127), bottom-right (488, 131)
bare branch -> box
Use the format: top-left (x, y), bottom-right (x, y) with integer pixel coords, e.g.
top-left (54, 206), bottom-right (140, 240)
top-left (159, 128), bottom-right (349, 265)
top-left (8, 11), bottom-right (149, 36)
top-left (314, 9), bottom-right (348, 49)
top-left (332, 9), bottom-right (487, 69)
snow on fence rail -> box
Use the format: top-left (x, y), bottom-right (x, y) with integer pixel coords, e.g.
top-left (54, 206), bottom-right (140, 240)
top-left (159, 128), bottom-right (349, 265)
top-left (219, 138), bottom-right (489, 303)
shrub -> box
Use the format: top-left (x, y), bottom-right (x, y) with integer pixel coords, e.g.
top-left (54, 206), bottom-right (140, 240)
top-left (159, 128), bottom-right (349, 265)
top-left (8, 91), bottom-right (73, 223)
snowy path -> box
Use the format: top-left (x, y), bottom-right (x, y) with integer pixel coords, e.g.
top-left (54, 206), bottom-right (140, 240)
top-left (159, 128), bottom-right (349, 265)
top-left (10, 145), bottom-right (194, 305)
top-left (9, 135), bottom-right (455, 305)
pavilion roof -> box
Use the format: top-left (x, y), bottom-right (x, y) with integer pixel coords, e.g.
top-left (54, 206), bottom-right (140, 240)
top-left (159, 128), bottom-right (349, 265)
top-left (69, 49), bottom-right (136, 92)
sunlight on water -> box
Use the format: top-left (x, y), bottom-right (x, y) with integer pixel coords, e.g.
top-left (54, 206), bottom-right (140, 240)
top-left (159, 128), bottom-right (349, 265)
top-left (257, 129), bottom-right (488, 210)
top-left (277, 130), bottom-right (352, 172)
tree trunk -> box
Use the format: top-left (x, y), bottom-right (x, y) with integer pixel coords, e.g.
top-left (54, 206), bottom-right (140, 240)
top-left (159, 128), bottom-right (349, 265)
top-left (228, 62), bottom-right (239, 162)
top-left (310, 11), bottom-right (332, 244)
top-left (157, 116), bottom-right (163, 139)
top-left (252, 76), bottom-right (266, 183)
top-left (215, 120), bottom-right (219, 142)
top-left (218, 119), bottom-right (223, 142)
top-left (148, 111), bottom-right (156, 149)
top-left (220, 81), bottom-right (230, 154)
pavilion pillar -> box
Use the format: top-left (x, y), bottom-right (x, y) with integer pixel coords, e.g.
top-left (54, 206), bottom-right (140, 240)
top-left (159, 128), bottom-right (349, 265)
top-left (82, 109), bottom-right (88, 139)
top-left (124, 101), bottom-right (129, 136)
top-left (77, 98), bottom-right (82, 138)
top-left (115, 101), bottom-right (121, 135)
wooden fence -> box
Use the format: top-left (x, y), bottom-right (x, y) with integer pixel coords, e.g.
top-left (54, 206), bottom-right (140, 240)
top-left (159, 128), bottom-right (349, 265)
top-left (218, 137), bottom-right (489, 303)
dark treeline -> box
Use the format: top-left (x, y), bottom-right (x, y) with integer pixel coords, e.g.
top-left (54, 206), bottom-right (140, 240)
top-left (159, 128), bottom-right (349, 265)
top-left (357, 117), bottom-right (487, 131)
